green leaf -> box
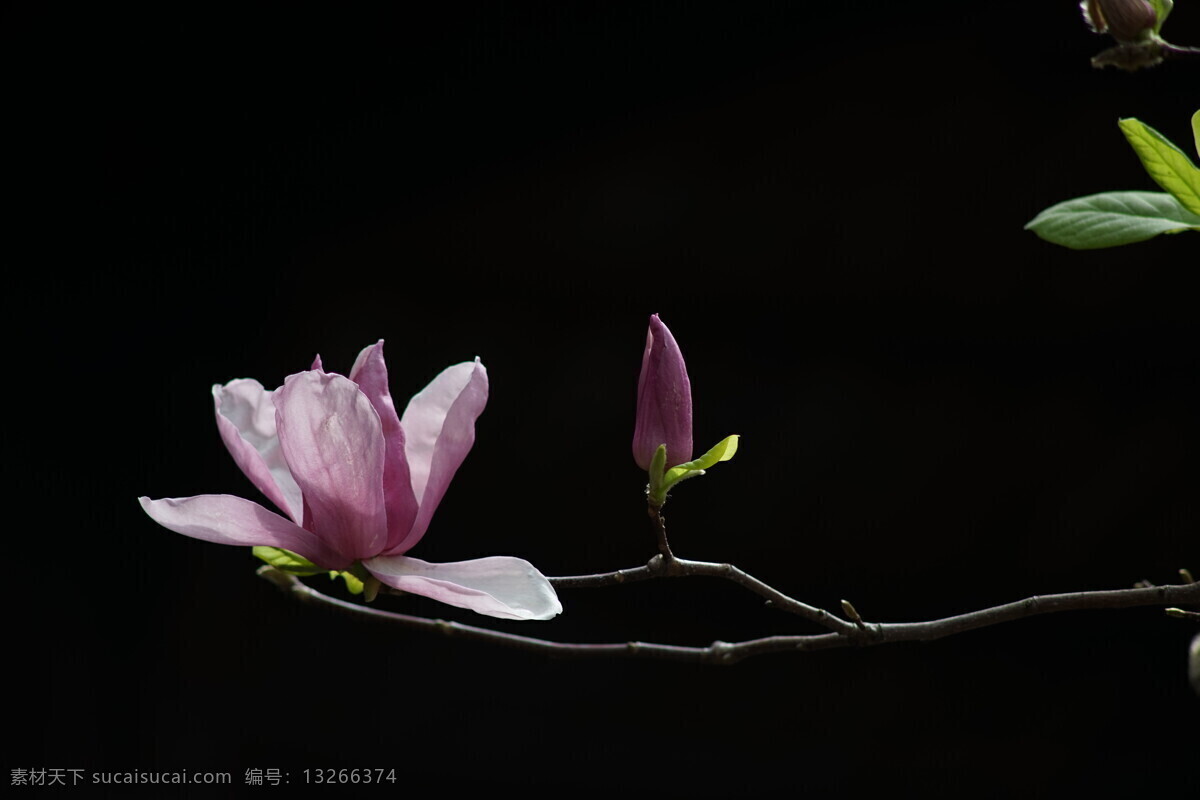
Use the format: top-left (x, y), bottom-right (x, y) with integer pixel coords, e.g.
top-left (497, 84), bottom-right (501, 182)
top-left (662, 438), bottom-right (734, 494)
top-left (1119, 117), bottom-right (1200, 215)
top-left (252, 546), bottom-right (325, 576)
top-left (1192, 109), bottom-right (1199, 160)
top-left (646, 436), bottom-right (740, 506)
top-left (1147, 0), bottom-right (1173, 34)
top-left (663, 435), bottom-right (739, 485)
top-left (1025, 191), bottom-right (1200, 249)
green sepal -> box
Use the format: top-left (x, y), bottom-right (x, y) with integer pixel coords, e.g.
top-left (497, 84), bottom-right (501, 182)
top-left (253, 546), bottom-right (374, 597)
top-left (1119, 117), bottom-right (1200, 216)
top-left (329, 562), bottom-right (376, 597)
top-left (1025, 190), bottom-right (1200, 249)
top-left (1147, 0), bottom-right (1173, 34)
top-left (330, 569), bottom-right (366, 595)
top-left (648, 442), bottom-right (668, 492)
top-left (253, 546), bottom-right (325, 577)
top-left (646, 443), bottom-right (669, 507)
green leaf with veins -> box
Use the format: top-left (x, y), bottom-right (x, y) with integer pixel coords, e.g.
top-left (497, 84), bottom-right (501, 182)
top-left (1025, 190), bottom-right (1200, 249)
top-left (1119, 117), bottom-right (1200, 216)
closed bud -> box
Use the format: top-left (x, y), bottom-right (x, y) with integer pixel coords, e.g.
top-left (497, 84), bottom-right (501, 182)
top-left (1081, 0), bottom-right (1158, 43)
top-left (633, 314), bottom-right (693, 471)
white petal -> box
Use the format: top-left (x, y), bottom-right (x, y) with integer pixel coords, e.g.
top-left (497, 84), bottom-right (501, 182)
top-left (364, 555), bottom-right (561, 621)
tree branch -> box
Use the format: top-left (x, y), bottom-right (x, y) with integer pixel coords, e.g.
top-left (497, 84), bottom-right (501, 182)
top-left (258, 566), bottom-right (1200, 666)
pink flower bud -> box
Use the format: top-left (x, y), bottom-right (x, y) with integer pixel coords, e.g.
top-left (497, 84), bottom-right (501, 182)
top-left (633, 314), bottom-right (693, 471)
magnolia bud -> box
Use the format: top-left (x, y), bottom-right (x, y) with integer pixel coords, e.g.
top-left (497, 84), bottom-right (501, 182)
top-left (1081, 0), bottom-right (1158, 43)
top-left (632, 314), bottom-right (693, 471)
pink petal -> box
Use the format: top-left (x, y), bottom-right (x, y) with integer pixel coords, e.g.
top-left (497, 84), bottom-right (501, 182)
top-left (364, 555), bottom-right (562, 620)
top-left (213, 379), bottom-right (304, 522)
top-left (348, 341), bottom-right (418, 553)
top-left (390, 359), bottom-right (488, 554)
top-left (139, 495), bottom-right (350, 569)
top-left (275, 371), bottom-right (388, 562)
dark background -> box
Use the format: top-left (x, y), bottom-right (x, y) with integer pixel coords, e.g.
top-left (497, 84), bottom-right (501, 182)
top-left (7, 2), bottom-right (1199, 795)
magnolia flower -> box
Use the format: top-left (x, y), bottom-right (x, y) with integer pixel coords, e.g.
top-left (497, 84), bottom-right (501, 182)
top-left (632, 313), bottom-right (693, 471)
top-left (140, 341), bottom-right (561, 621)
top-left (632, 314), bottom-right (737, 508)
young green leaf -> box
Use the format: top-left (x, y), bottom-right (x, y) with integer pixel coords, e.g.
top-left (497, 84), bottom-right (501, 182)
top-left (663, 434), bottom-right (739, 486)
top-left (664, 434), bottom-right (739, 477)
top-left (1025, 190), bottom-right (1200, 249)
top-left (1119, 117), bottom-right (1200, 215)
top-left (645, 435), bottom-right (740, 506)
top-left (252, 546), bottom-right (326, 576)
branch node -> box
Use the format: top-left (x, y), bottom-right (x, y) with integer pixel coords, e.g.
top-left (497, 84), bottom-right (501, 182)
top-left (658, 554), bottom-right (684, 577)
top-left (709, 640), bottom-right (736, 664)
top-left (1134, 579), bottom-right (1154, 589)
top-left (1180, 568), bottom-right (1196, 585)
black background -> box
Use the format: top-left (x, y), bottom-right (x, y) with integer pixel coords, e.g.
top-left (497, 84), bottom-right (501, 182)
top-left (7, 2), bottom-right (1199, 796)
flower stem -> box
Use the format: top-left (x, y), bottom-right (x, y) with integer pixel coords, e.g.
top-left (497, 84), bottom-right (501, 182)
top-left (648, 503), bottom-right (673, 562)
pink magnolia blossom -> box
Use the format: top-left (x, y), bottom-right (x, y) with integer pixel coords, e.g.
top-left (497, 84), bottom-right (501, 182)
top-left (632, 313), bottom-right (693, 470)
top-left (140, 341), bottom-right (561, 621)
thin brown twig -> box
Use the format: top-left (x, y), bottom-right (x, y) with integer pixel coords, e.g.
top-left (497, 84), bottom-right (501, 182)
top-left (548, 555), bottom-right (855, 634)
top-left (258, 566), bottom-right (1200, 666)
top-left (648, 505), bottom-right (672, 560)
